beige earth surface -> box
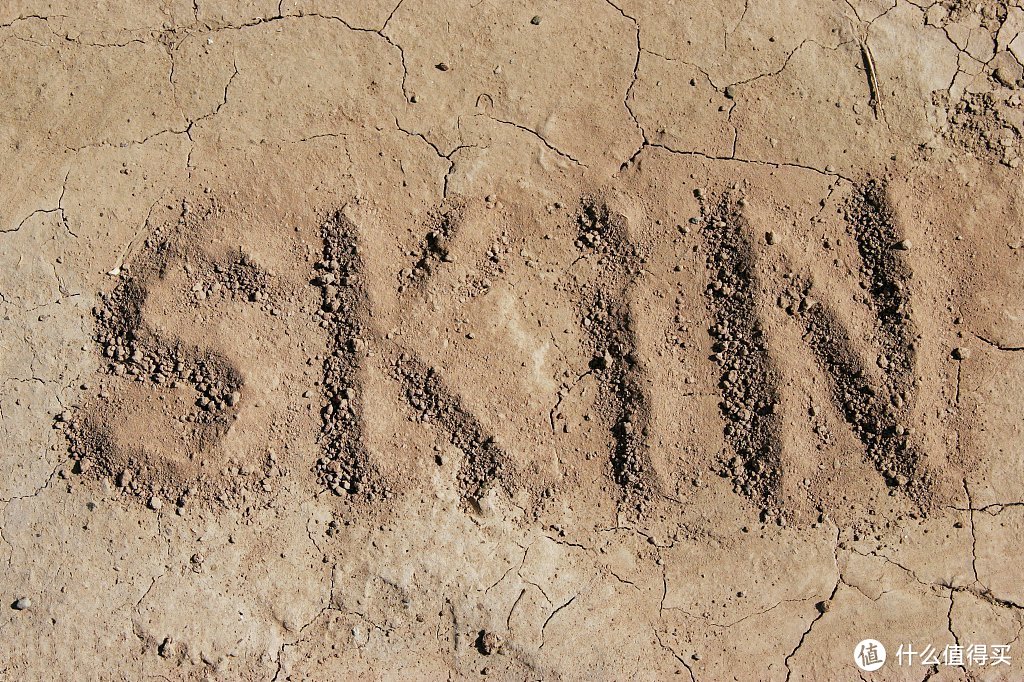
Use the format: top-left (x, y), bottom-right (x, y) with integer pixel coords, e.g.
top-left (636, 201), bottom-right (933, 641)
top-left (2, 1), bottom-right (1024, 680)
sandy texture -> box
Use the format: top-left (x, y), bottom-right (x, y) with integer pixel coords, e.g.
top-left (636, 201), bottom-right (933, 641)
top-left (2, 1), bottom-right (1023, 680)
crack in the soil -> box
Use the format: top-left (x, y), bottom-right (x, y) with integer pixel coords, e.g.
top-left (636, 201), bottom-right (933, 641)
top-left (539, 593), bottom-right (579, 649)
top-left (0, 457), bottom-right (65, 505)
top-left (484, 541), bottom-right (529, 593)
top-left (394, 119), bottom-right (476, 197)
top-left (778, 581), bottom-right (835, 675)
top-left (0, 14), bottom-right (65, 31)
top-left (783, 528), bottom-right (842, 680)
top-left (852, 532), bottom-right (1024, 616)
top-left (476, 113), bottom-right (586, 166)
top-left (62, 61), bottom-right (238, 179)
top-left (295, 11), bottom-right (411, 101)
top-left (965, 478), bottom-right (980, 583)
top-left (944, 588), bottom-right (970, 677)
top-left (654, 629), bottom-right (698, 682)
top-left (632, 141), bottom-right (854, 181)
top-left (974, 333), bottom-right (1024, 352)
top-left (604, 0), bottom-right (645, 146)
top-left (271, 563), bottom-right (340, 682)
top-left (725, 0), bottom-right (750, 51)
top-left (4, 171), bottom-right (71, 236)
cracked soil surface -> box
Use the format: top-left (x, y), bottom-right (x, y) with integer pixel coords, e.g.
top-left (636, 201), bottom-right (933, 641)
top-left (2, 0), bottom-right (1024, 680)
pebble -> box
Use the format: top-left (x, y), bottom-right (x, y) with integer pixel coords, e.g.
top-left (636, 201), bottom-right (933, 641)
top-left (952, 346), bottom-right (971, 360)
top-left (994, 67), bottom-right (1016, 88)
top-left (478, 630), bottom-right (502, 655)
top-left (148, 496), bottom-right (163, 511)
top-left (765, 230), bottom-right (780, 245)
top-left (435, 62), bottom-right (450, 71)
top-left (158, 637), bottom-right (176, 658)
top-left (724, 85), bottom-right (736, 99)
top-left (530, 15), bottom-right (542, 25)
top-left (894, 239), bottom-right (912, 250)
top-left (13, 597), bottom-right (31, 610)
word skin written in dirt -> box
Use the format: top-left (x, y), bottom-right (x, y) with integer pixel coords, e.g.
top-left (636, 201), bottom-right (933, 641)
top-left (777, 181), bottom-right (925, 500)
top-left (573, 200), bottom-right (658, 510)
top-left (698, 182), bottom-right (923, 519)
top-left (700, 194), bottom-right (785, 512)
top-left (61, 217), bottom-right (263, 508)
top-left (311, 211), bottom-right (514, 505)
top-left (61, 183), bottom-right (922, 516)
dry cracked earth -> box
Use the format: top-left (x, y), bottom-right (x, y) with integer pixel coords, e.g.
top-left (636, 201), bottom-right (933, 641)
top-left (2, 0), bottom-right (1024, 680)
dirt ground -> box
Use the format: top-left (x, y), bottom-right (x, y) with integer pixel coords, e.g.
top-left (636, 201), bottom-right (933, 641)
top-left (2, 1), bottom-right (1024, 680)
